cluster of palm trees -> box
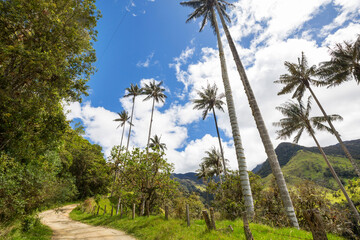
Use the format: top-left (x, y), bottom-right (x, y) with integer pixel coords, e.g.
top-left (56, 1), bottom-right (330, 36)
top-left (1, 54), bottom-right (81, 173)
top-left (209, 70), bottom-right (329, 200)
top-left (181, 0), bottom-right (360, 227)
top-left (110, 80), bottom-right (167, 197)
top-left (274, 50), bottom-right (360, 222)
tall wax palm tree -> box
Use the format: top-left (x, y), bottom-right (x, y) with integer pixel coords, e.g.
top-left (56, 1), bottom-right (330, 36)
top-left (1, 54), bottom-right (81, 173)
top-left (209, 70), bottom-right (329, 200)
top-left (149, 134), bottom-right (167, 152)
top-left (181, 0), bottom-right (255, 219)
top-left (274, 97), bottom-right (360, 222)
top-left (193, 83), bottom-right (227, 175)
top-left (317, 35), bottom-right (360, 87)
top-left (142, 80), bottom-right (167, 153)
top-left (110, 110), bottom-right (131, 197)
top-left (213, 0), bottom-right (300, 227)
top-left (124, 84), bottom-right (143, 156)
top-left (276, 52), bottom-right (360, 178)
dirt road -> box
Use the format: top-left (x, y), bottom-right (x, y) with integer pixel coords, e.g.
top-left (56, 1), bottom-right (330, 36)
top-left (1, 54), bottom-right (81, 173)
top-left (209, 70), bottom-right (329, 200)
top-left (39, 204), bottom-right (136, 240)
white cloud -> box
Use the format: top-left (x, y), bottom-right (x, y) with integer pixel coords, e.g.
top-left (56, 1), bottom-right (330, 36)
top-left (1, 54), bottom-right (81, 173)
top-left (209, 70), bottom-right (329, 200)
top-left (137, 52), bottom-right (155, 67)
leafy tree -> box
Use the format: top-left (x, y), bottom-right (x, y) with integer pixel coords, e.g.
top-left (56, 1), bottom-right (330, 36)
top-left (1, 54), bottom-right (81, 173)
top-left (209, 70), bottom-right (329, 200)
top-left (0, 0), bottom-right (100, 161)
top-left (181, 0), bottom-right (255, 219)
top-left (61, 128), bottom-right (111, 199)
top-left (276, 52), bottom-right (360, 177)
top-left (317, 35), bottom-right (360, 87)
top-left (193, 83), bottom-right (227, 175)
top-left (142, 80), bottom-right (167, 153)
top-left (273, 97), bottom-right (360, 222)
top-left (124, 84), bottom-right (143, 155)
top-left (113, 147), bottom-right (177, 216)
top-left (149, 134), bottom-right (167, 152)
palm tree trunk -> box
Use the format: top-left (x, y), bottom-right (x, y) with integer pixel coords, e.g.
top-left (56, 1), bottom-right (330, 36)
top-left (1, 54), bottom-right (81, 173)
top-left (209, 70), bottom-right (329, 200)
top-left (307, 85), bottom-right (360, 178)
top-left (309, 129), bottom-right (360, 222)
top-left (146, 98), bottom-right (156, 153)
top-left (214, 1), bottom-right (299, 228)
top-left (110, 123), bottom-right (127, 197)
top-left (211, 7), bottom-right (254, 219)
top-left (126, 97), bottom-right (136, 156)
top-left (212, 107), bottom-right (227, 175)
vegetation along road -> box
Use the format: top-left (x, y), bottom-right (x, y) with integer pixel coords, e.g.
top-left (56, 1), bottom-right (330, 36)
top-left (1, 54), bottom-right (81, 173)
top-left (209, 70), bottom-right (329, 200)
top-left (39, 205), bottom-right (136, 240)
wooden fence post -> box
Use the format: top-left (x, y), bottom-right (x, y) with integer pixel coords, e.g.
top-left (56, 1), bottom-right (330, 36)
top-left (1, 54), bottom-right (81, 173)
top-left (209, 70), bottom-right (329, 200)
top-left (96, 205), bottom-right (100, 216)
top-left (111, 206), bottom-right (114, 216)
top-left (132, 203), bottom-right (136, 219)
top-left (93, 206), bottom-right (96, 215)
top-left (165, 205), bottom-right (169, 220)
top-left (186, 204), bottom-right (190, 227)
top-left (103, 205), bottom-right (107, 215)
top-left (242, 212), bottom-right (254, 240)
top-left (146, 200), bottom-right (150, 217)
top-left (202, 210), bottom-right (212, 230)
top-left (210, 207), bottom-right (216, 230)
top-left (304, 209), bottom-right (328, 240)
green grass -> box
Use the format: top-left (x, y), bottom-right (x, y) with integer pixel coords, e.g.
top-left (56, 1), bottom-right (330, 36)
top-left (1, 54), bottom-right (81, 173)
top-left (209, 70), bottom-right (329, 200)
top-left (70, 199), bottom-right (344, 240)
top-left (0, 219), bottom-right (52, 240)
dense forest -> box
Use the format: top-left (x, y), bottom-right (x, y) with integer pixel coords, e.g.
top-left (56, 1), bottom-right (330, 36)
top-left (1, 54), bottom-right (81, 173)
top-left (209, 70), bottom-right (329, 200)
top-left (0, 0), bottom-right (110, 222)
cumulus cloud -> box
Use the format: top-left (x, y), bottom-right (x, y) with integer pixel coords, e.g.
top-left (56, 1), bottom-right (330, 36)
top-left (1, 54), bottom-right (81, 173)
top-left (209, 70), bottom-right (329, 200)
top-left (137, 52), bottom-right (155, 68)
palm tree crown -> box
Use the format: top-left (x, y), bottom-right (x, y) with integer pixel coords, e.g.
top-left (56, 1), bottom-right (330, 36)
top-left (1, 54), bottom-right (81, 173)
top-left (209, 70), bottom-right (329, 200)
top-left (142, 80), bottom-right (167, 104)
top-left (273, 97), bottom-right (342, 143)
top-left (193, 83), bottom-right (225, 120)
top-left (180, 0), bottom-right (232, 32)
top-left (275, 52), bottom-right (322, 101)
top-left (149, 134), bottom-right (167, 151)
top-left (124, 83), bottom-right (143, 99)
top-left (114, 110), bottom-right (130, 129)
top-left (199, 147), bottom-right (225, 179)
top-left (317, 35), bottom-right (360, 87)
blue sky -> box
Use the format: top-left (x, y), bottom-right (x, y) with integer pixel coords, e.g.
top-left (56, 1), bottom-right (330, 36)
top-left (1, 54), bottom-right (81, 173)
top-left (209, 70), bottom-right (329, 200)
top-left (66, 0), bottom-right (360, 173)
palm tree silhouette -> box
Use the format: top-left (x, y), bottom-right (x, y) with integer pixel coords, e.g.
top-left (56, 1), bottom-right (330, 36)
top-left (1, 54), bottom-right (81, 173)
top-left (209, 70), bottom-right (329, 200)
top-left (317, 35), bottom-right (360, 87)
top-left (124, 84), bottom-right (143, 156)
top-left (276, 52), bottom-right (360, 177)
top-left (274, 97), bottom-right (360, 222)
top-left (193, 83), bottom-right (227, 175)
top-left (142, 80), bottom-right (167, 153)
top-left (181, 0), bottom-right (255, 219)
top-left (149, 134), bottom-right (167, 152)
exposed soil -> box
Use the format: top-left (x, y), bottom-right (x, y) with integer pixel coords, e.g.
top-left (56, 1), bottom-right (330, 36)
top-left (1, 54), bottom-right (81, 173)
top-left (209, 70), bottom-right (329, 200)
top-left (39, 204), bottom-right (136, 240)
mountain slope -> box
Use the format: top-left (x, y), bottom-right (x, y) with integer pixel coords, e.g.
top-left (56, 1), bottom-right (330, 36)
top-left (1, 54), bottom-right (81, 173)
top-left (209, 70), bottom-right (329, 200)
top-left (263, 150), bottom-right (358, 190)
top-left (253, 139), bottom-right (360, 178)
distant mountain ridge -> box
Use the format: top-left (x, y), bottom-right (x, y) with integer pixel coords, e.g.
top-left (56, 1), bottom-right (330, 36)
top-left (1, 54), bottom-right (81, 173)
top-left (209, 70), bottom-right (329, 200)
top-left (253, 139), bottom-right (360, 178)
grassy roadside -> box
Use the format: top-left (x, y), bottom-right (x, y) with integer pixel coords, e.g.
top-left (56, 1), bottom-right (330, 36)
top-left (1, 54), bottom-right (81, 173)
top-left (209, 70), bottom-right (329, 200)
top-left (70, 199), bottom-right (345, 240)
top-left (0, 200), bottom-right (80, 240)
top-left (0, 217), bottom-right (52, 240)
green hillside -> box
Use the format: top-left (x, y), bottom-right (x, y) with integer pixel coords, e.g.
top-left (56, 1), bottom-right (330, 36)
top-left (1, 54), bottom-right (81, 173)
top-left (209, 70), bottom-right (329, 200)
top-left (263, 150), bottom-right (356, 190)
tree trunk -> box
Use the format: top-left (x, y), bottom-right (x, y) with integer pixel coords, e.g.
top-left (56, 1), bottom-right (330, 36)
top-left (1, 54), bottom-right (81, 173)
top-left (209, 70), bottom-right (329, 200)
top-left (116, 196), bottom-right (121, 215)
top-left (146, 98), bottom-right (156, 153)
top-left (212, 107), bottom-right (227, 176)
top-left (309, 129), bottom-right (360, 222)
top-left (126, 97), bottom-right (136, 156)
top-left (211, 6), bottom-right (254, 220)
top-left (202, 210), bottom-right (213, 230)
top-left (214, 1), bottom-right (298, 228)
top-left (307, 86), bottom-right (360, 177)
